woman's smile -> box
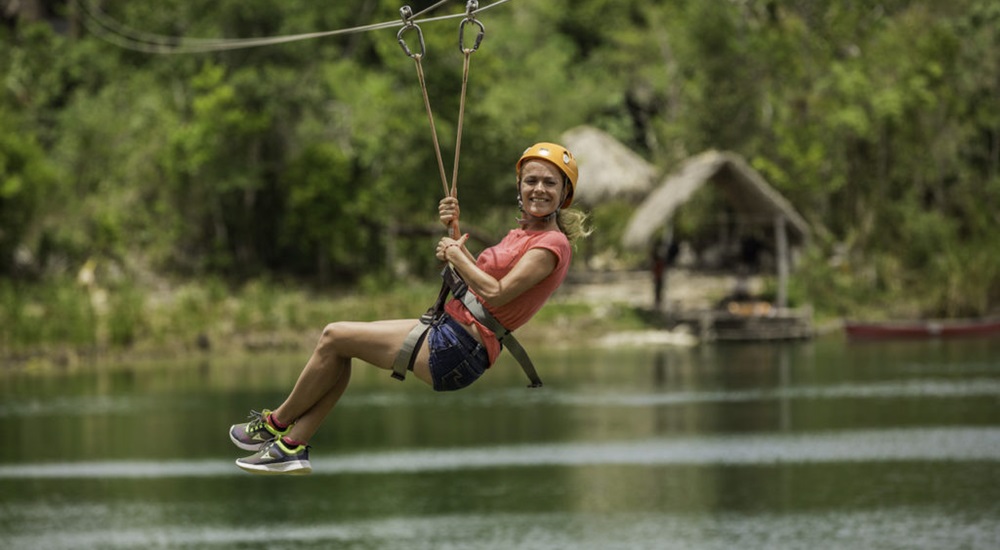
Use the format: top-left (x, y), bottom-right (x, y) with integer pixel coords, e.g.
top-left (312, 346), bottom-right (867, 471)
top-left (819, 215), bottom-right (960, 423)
top-left (519, 159), bottom-right (565, 220)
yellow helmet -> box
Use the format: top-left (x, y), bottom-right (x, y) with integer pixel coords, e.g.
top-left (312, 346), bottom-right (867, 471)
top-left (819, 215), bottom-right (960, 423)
top-left (516, 142), bottom-right (579, 209)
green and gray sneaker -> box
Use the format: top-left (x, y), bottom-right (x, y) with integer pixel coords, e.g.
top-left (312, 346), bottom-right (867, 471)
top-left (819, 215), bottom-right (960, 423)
top-left (228, 409), bottom-right (289, 451)
top-left (236, 438), bottom-right (312, 475)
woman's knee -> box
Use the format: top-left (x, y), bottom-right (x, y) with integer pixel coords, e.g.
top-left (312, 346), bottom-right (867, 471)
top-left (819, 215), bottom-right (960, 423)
top-left (317, 322), bottom-right (350, 354)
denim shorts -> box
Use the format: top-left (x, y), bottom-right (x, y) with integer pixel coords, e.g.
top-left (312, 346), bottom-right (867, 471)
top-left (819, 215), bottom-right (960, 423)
top-left (428, 314), bottom-right (489, 392)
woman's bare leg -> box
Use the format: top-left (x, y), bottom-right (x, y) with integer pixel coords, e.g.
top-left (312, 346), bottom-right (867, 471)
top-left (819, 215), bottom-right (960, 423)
top-left (282, 358), bottom-right (351, 442)
top-left (271, 319), bottom-right (433, 442)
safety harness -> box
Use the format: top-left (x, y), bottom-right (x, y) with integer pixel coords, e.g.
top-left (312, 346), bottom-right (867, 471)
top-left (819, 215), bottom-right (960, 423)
top-left (390, 3), bottom-right (542, 387)
top-left (390, 266), bottom-right (544, 388)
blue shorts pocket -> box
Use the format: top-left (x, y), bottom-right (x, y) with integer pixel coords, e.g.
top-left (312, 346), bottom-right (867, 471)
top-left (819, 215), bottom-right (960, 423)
top-left (428, 316), bottom-right (489, 392)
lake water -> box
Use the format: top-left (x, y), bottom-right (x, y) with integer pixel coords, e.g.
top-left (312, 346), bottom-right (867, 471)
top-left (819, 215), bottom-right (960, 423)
top-left (1, 335), bottom-right (998, 549)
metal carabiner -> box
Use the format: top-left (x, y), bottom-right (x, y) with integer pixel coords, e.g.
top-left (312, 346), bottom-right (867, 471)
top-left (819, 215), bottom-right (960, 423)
top-left (397, 5), bottom-right (426, 59)
top-left (458, 1), bottom-right (485, 53)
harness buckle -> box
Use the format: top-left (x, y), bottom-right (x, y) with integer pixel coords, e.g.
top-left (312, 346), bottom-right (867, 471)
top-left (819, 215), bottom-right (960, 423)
top-left (442, 266), bottom-right (468, 298)
top-left (419, 311), bottom-right (437, 324)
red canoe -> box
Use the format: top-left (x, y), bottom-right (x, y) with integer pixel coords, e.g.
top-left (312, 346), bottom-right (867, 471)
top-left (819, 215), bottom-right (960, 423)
top-left (844, 318), bottom-right (1000, 339)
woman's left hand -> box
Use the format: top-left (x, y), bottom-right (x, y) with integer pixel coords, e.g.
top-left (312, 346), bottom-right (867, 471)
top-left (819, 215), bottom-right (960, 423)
top-left (438, 197), bottom-right (460, 227)
top-left (436, 234), bottom-right (469, 262)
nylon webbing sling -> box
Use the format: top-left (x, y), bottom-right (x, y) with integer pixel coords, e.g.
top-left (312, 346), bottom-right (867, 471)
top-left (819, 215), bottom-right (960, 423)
top-left (452, 281), bottom-right (543, 388)
top-left (390, 280), bottom-right (450, 380)
top-left (390, 266), bottom-right (543, 388)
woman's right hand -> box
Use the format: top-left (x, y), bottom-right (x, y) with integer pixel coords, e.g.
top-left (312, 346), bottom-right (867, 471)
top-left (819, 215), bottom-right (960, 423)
top-left (439, 197), bottom-right (460, 227)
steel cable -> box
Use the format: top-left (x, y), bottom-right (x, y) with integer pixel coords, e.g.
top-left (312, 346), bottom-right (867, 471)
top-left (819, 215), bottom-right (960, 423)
top-left (78, 0), bottom-right (511, 54)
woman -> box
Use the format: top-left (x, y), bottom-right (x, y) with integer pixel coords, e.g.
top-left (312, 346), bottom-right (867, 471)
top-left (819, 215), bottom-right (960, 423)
top-left (228, 142), bottom-right (590, 474)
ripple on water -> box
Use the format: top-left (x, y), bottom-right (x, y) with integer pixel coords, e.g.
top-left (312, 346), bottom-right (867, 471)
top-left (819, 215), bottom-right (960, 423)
top-left (1, 426), bottom-right (997, 479)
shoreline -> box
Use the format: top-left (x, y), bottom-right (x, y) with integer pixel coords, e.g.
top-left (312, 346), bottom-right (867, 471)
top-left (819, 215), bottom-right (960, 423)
top-left (0, 268), bottom-right (876, 374)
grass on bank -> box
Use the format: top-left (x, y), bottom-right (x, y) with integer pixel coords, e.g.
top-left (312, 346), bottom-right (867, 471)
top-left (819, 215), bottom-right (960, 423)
top-left (0, 274), bottom-right (639, 372)
top-left (0, 275), bottom-right (424, 366)
top-left (5, 247), bottom-right (997, 372)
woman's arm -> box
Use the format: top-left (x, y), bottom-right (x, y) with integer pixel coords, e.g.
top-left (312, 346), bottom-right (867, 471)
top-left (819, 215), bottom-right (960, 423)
top-left (436, 196), bottom-right (557, 306)
top-left (437, 238), bottom-right (557, 307)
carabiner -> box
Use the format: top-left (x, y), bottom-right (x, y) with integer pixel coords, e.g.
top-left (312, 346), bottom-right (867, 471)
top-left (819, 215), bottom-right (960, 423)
top-left (458, 1), bottom-right (485, 53)
top-left (397, 5), bottom-right (426, 59)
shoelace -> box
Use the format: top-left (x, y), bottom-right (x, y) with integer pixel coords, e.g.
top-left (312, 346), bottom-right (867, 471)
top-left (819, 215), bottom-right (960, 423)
top-left (244, 410), bottom-right (267, 432)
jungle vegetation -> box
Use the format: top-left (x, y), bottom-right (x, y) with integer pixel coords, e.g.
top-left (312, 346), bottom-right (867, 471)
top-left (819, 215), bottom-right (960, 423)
top-left (2, 0), bottom-right (999, 354)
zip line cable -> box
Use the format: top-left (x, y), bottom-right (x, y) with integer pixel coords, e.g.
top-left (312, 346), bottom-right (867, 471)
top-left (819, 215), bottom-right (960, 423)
top-left (78, 0), bottom-right (511, 54)
top-left (80, 0), bottom-right (506, 239)
top-left (79, 0), bottom-right (445, 51)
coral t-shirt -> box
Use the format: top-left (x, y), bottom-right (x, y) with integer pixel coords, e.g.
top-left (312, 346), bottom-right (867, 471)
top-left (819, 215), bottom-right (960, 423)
top-left (444, 229), bottom-right (572, 365)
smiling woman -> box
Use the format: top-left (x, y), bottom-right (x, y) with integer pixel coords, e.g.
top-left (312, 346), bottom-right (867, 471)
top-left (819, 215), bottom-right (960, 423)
top-left (227, 142), bottom-right (592, 475)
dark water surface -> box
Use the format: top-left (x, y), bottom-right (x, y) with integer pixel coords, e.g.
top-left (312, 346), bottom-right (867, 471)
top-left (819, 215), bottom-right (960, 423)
top-left (1, 336), bottom-right (998, 549)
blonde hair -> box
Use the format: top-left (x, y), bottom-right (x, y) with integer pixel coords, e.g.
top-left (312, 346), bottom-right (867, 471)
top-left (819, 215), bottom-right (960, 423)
top-left (557, 208), bottom-right (593, 244)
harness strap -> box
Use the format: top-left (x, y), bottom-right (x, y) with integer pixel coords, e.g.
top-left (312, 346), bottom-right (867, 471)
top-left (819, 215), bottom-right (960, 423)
top-left (391, 279), bottom-right (451, 381)
top-left (454, 287), bottom-right (544, 388)
top-left (390, 319), bottom-right (432, 381)
top-left (391, 266), bottom-right (543, 388)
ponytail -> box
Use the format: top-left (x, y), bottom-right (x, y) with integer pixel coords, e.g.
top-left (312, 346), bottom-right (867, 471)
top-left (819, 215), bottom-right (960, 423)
top-left (557, 208), bottom-right (593, 244)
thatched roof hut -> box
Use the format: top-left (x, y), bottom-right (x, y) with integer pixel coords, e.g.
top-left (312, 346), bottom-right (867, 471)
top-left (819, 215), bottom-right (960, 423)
top-left (559, 125), bottom-right (657, 206)
top-left (623, 150), bottom-right (811, 309)
top-left (622, 150), bottom-right (810, 250)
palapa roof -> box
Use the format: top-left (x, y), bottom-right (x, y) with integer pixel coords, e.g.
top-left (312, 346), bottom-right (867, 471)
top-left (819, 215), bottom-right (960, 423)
top-left (622, 150), bottom-right (810, 250)
top-left (559, 125), bottom-right (657, 206)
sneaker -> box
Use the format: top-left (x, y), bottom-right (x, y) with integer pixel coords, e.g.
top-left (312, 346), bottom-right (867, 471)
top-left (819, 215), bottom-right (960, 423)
top-left (235, 438), bottom-right (312, 475)
top-left (229, 409), bottom-right (289, 451)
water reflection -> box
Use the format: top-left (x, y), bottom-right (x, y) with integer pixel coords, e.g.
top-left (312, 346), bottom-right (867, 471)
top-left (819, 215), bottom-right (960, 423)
top-left (6, 508), bottom-right (999, 550)
top-left (1, 336), bottom-right (998, 549)
top-left (5, 376), bottom-right (997, 419)
top-left (3, 426), bottom-right (998, 480)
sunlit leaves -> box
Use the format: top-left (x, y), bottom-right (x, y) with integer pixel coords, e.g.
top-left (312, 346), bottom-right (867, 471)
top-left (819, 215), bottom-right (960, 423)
top-left (2, 0), bottom-right (999, 315)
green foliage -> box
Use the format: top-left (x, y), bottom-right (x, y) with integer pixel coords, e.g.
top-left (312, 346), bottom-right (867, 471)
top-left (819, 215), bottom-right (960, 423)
top-left (587, 200), bottom-right (643, 267)
top-left (0, 113), bottom-right (57, 275)
top-left (107, 283), bottom-right (146, 347)
top-left (0, 279), bottom-right (96, 350)
top-left (282, 142), bottom-right (356, 277)
top-left (2, 0), bottom-right (999, 333)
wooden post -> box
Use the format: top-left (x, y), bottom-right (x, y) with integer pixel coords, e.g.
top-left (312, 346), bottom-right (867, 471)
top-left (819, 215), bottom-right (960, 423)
top-left (775, 215), bottom-right (789, 309)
